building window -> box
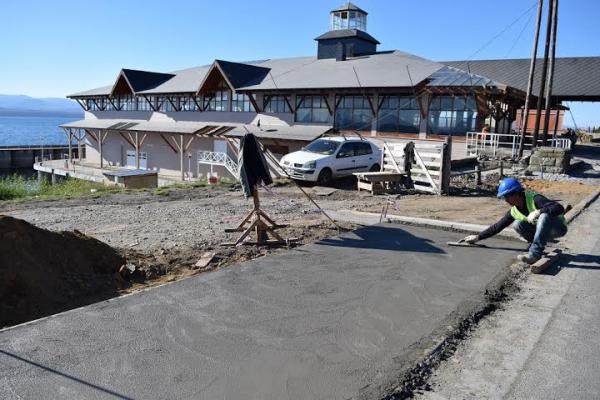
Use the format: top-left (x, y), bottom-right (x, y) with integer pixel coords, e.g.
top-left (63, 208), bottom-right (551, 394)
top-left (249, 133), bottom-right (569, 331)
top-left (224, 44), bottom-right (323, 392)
top-left (378, 96), bottom-right (420, 133)
top-left (118, 95), bottom-right (136, 111)
top-left (179, 96), bottom-right (198, 111)
top-left (428, 96), bottom-right (477, 135)
top-left (136, 96), bottom-right (152, 111)
top-left (334, 95), bottom-right (372, 131)
top-left (204, 90), bottom-right (230, 112)
top-left (296, 95), bottom-right (329, 123)
top-left (264, 95), bottom-right (291, 113)
top-left (231, 93), bottom-right (252, 112)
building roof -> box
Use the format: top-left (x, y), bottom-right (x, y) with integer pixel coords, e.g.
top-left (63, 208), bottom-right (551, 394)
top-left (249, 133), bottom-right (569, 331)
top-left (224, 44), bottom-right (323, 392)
top-left (238, 51), bottom-right (442, 90)
top-left (426, 66), bottom-right (504, 89)
top-left (60, 118), bottom-right (327, 141)
top-left (114, 69), bottom-right (175, 94)
top-left (314, 29), bottom-right (380, 44)
top-left (226, 124), bottom-right (332, 142)
top-left (444, 57), bottom-right (600, 101)
top-left (331, 2), bottom-right (367, 14)
top-left (71, 51), bottom-right (444, 97)
top-left (60, 119), bottom-right (234, 135)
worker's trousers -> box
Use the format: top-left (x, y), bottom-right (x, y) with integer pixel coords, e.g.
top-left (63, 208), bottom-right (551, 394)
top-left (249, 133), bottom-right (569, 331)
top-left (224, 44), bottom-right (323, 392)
top-left (512, 213), bottom-right (567, 257)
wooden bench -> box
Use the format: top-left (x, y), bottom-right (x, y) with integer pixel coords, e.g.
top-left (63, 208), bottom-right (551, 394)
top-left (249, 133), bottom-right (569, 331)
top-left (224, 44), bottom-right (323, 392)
top-left (353, 171), bottom-right (406, 195)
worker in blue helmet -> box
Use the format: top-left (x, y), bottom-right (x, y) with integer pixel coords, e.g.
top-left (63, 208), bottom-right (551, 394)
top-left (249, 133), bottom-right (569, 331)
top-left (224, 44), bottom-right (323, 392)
top-left (462, 177), bottom-right (568, 264)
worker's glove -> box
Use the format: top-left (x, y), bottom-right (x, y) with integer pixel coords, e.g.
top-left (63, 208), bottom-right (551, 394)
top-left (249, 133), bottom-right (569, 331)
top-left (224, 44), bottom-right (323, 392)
top-left (527, 209), bottom-right (542, 224)
top-left (463, 234), bottom-right (479, 244)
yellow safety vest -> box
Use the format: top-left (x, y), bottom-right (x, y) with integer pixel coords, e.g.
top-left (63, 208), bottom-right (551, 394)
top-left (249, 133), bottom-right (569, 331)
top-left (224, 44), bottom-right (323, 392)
top-left (510, 191), bottom-right (566, 225)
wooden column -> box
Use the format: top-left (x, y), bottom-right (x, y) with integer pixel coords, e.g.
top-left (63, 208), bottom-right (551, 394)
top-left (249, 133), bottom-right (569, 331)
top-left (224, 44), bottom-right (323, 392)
top-left (67, 129), bottom-right (73, 164)
top-left (78, 129), bottom-right (83, 161)
top-left (180, 134), bottom-right (185, 181)
top-left (370, 93), bottom-right (378, 137)
top-left (418, 92), bottom-right (430, 139)
top-left (135, 131), bottom-right (140, 169)
top-left (98, 130), bottom-right (104, 169)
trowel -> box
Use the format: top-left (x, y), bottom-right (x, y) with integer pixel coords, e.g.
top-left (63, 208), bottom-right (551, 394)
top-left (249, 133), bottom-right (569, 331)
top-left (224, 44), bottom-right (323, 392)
top-left (446, 239), bottom-right (488, 248)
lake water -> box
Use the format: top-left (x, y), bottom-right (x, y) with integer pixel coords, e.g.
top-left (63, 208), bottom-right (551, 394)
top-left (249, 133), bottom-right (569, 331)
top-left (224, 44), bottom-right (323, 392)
top-left (0, 115), bottom-right (82, 147)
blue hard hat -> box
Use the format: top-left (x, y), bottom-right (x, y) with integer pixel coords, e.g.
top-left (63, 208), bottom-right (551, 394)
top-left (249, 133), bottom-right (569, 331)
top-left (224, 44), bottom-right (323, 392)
top-left (497, 177), bottom-right (523, 198)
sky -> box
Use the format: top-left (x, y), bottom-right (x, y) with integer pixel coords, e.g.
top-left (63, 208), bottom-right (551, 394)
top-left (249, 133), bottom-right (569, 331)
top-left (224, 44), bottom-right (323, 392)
top-left (0, 0), bottom-right (598, 126)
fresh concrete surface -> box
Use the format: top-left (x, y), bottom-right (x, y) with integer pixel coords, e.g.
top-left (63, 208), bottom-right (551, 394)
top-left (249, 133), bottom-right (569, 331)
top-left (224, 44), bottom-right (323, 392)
top-left (0, 224), bottom-right (524, 400)
top-left (417, 198), bottom-right (600, 400)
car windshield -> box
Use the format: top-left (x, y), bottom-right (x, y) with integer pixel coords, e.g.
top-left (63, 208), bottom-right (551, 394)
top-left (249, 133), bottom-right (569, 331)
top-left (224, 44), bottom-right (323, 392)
top-left (303, 139), bottom-right (341, 155)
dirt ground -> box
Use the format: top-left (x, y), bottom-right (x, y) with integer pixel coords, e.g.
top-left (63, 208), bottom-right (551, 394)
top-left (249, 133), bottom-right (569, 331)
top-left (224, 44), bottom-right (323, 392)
top-left (0, 216), bottom-right (124, 328)
top-left (0, 173), bottom-right (596, 326)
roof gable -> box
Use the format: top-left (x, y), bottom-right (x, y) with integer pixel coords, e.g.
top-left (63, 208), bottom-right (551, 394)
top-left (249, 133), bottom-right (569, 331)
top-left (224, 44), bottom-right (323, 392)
top-left (110, 69), bottom-right (175, 96)
top-left (197, 60), bottom-right (271, 94)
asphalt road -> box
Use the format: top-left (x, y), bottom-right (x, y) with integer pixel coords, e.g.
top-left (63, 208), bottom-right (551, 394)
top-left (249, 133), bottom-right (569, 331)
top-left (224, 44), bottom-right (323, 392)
top-left (0, 224), bottom-right (524, 400)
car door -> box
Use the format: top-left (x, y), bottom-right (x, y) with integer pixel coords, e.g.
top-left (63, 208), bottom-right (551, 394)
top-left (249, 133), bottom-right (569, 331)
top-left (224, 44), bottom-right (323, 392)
top-left (333, 142), bottom-right (356, 176)
top-left (354, 142), bottom-right (375, 172)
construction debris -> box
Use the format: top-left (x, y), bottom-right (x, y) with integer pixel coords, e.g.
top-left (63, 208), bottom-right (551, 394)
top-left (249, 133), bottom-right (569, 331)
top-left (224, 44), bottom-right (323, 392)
top-left (194, 252), bottom-right (216, 269)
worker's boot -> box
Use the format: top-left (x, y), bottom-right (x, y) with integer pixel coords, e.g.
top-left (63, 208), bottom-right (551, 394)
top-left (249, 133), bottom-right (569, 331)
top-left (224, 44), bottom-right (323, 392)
top-left (517, 253), bottom-right (541, 264)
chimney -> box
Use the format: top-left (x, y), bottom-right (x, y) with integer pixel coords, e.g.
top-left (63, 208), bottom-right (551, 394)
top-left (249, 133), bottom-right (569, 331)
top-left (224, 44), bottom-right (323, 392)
top-left (335, 42), bottom-right (346, 62)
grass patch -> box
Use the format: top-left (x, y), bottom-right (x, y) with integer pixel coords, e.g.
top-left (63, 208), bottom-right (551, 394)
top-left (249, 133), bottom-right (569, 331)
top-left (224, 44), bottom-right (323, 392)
top-left (151, 178), bottom-right (239, 196)
top-left (0, 174), bottom-right (119, 201)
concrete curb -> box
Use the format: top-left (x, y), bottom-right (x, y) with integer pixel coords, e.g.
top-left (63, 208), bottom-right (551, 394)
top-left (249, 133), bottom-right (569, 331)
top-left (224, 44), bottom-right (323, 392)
top-left (565, 187), bottom-right (600, 225)
top-left (326, 209), bottom-right (521, 240)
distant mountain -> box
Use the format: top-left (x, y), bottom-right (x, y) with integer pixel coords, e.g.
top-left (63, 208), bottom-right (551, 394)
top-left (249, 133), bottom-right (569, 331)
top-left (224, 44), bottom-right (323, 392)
top-left (0, 94), bottom-right (83, 117)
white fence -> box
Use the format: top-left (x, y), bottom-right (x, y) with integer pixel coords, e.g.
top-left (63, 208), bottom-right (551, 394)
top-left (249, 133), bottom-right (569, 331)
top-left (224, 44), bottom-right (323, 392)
top-left (381, 140), bottom-right (451, 194)
top-left (197, 151), bottom-right (239, 178)
top-left (466, 132), bottom-right (571, 159)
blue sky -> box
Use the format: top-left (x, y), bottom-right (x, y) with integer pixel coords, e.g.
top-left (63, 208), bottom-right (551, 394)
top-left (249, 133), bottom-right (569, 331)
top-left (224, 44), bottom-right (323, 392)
top-left (1, 0), bottom-right (598, 126)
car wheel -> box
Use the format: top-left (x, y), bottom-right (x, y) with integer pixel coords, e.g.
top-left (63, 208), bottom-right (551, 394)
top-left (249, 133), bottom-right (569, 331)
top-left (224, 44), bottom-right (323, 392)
top-left (317, 168), bottom-right (333, 185)
top-left (369, 164), bottom-right (380, 172)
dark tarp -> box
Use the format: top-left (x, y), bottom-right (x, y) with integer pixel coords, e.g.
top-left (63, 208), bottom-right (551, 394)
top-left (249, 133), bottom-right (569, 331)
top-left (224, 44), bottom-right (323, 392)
top-left (238, 133), bottom-right (273, 198)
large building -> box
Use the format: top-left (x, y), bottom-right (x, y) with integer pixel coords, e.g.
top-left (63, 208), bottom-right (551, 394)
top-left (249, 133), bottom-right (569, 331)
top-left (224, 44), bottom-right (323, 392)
top-left (55, 2), bottom-right (600, 183)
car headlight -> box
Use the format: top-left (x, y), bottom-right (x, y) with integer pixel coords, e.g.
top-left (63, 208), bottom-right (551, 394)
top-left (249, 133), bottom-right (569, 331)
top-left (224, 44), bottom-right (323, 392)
top-left (304, 161), bottom-right (316, 169)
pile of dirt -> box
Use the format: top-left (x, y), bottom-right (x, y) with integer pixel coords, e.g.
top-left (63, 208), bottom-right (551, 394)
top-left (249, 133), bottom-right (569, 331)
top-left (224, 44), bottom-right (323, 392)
top-left (0, 215), bottom-right (125, 328)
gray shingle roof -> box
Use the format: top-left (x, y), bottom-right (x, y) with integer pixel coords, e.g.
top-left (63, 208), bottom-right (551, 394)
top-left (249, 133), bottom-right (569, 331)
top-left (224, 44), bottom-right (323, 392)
top-left (314, 29), bottom-right (379, 44)
top-left (444, 57), bottom-right (600, 100)
top-left (70, 51), bottom-right (444, 97)
top-left (238, 51), bottom-right (443, 90)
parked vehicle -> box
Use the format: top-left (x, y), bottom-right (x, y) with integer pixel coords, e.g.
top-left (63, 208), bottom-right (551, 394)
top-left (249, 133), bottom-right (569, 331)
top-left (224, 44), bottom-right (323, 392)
top-left (279, 136), bottom-right (381, 184)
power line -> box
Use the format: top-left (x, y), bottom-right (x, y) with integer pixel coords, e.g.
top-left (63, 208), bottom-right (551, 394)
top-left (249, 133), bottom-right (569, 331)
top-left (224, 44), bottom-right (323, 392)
top-left (466, 1), bottom-right (538, 61)
top-left (505, 6), bottom-right (536, 58)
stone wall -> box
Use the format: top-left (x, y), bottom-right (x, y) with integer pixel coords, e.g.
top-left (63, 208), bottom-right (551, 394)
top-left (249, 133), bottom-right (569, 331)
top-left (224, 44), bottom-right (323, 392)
top-left (528, 146), bottom-right (571, 174)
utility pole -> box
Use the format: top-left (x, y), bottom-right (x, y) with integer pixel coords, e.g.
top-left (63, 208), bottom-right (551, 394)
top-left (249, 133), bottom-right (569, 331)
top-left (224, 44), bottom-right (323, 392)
top-left (543, 0), bottom-right (559, 144)
top-left (531, 0), bottom-right (555, 148)
top-left (518, 0), bottom-right (544, 158)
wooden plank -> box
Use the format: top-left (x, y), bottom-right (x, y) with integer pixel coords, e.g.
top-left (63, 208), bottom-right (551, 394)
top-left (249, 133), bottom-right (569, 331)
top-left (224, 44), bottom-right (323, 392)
top-left (411, 168), bottom-right (441, 176)
top-left (415, 152), bottom-right (443, 159)
top-left (413, 183), bottom-right (435, 193)
top-left (414, 149), bottom-right (438, 192)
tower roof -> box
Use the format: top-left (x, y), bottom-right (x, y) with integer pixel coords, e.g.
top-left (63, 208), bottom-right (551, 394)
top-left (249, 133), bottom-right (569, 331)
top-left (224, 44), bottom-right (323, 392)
top-left (331, 2), bottom-right (367, 15)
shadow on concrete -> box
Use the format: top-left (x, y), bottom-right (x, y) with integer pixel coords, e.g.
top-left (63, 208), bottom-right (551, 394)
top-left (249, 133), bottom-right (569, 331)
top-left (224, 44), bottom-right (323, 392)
top-left (317, 224), bottom-right (445, 254)
top-left (541, 253), bottom-right (600, 276)
top-left (0, 349), bottom-right (134, 400)
top-left (562, 253), bottom-right (600, 270)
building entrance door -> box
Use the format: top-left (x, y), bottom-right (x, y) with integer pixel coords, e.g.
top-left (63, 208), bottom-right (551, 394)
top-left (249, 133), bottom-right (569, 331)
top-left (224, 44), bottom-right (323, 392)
top-left (126, 150), bottom-right (147, 169)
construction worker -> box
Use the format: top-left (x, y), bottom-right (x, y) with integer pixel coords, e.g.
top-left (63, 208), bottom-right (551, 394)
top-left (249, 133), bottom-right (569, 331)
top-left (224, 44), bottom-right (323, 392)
top-left (462, 177), bottom-right (568, 264)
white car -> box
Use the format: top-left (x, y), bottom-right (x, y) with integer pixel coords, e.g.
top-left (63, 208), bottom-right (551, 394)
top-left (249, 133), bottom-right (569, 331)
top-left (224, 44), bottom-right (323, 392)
top-left (279, 137), bottom-right (382, 184)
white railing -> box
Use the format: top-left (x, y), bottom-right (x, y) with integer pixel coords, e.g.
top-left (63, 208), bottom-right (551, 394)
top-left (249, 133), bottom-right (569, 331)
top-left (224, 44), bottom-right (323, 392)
top-left (466, 132), bottom-right (571, 159)
top-left (197, 150), bottom-right (239, 178)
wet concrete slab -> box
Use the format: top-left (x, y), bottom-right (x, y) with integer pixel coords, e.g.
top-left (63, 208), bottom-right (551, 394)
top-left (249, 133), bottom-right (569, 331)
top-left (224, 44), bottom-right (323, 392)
top-left (0, 223), bottom-right (525, 400)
